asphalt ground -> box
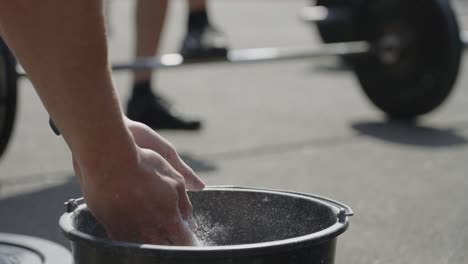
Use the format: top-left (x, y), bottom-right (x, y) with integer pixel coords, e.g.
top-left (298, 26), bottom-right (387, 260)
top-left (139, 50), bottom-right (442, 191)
top-left (1, 1), bottom-right (468, 263)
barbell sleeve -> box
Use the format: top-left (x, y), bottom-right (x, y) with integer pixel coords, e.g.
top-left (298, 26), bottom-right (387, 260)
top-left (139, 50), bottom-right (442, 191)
top-left (462, 31), bottom-right (468, 49)
top-left (299, 6), bottom-right (352, 23)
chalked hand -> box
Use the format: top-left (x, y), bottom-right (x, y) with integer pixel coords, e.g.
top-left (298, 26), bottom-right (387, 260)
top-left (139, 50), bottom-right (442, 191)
top-left (125, 117), bottom-right (205, 191)
top-left (73, 118), bottom-right (205, 245)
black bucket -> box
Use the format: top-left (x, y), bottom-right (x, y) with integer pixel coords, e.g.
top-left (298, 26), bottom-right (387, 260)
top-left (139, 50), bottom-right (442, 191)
top-left (59, 186), bottom-right (353, 264)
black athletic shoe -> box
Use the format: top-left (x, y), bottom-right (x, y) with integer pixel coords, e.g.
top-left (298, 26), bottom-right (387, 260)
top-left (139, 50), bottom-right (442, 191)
top-left (126, 93), bottom-right (202, 131)
top-left (180, 26), bottom-right (228, 61)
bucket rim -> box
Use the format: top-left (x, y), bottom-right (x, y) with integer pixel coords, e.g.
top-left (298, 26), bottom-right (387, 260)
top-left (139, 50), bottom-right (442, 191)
top-left (59, 186), bottom-right (353, 254)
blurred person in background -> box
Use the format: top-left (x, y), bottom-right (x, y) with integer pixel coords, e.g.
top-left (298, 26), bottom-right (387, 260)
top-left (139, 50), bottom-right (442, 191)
top-left (127, 0), bottom-right (228, 130)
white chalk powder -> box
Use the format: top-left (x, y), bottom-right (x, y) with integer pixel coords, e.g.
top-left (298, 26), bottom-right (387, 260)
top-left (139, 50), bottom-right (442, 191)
top-left (192, 213), bottom-right (227, 246)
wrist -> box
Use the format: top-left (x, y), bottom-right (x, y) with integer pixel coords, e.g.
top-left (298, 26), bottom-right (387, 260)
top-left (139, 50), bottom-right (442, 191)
top-left (75, 120), bottom-right (140, 185)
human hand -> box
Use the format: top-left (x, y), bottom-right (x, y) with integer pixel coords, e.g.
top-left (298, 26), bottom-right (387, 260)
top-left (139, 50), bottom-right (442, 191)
top-left (124, 117), bottom-right (204, 191)
top-left (72, 118), bottom-right (205, 245)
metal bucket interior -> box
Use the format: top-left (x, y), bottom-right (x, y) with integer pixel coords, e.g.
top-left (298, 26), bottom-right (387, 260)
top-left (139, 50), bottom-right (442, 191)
top-left (63, 187), bottom-right (352, 248)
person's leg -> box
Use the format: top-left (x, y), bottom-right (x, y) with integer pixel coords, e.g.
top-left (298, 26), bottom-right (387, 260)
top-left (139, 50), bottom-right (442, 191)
top-left (127, 0), bottom-right (201, 130)
top-left (180, 0), bottom-right (228, 59)
top-left (133, 0), bottom-right (167, 84)
top-left (187, 0), bottom-right (209, 32)
top-left (188, 0), bottom-right (206, 11)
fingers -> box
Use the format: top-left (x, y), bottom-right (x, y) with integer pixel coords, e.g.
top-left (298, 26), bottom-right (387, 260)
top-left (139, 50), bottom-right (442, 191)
top-left (165, 148), bottom-right (205, 191)
top-left (129, 123), bottom-right (205, 191)
top-left (105, 195), bottom-right (198, 246)
top-left (149, 151), bottom-right (195, 221)
top-left (175, 181), bottom-right (193, 221)
top-left (72, 156), bottom-right (83, 186)
top-left (166, 178), bottom-right (199, 246)
top-left (143, 149), bottom-right (196, 229)
top-left (107, 224), bottom-right (172, 246)
top-left (140, 215), bottom-right (198, 246)
top-left (166, 212), bottom-right (200, 246)
top-left (156, 159), bottom-right (199, 246)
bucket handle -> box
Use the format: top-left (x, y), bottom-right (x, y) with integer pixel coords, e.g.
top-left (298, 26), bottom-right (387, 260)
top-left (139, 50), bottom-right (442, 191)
top-left (281, 190), bottom-right (354, 223)
top-left (64, 197), bottom-right (85, 213)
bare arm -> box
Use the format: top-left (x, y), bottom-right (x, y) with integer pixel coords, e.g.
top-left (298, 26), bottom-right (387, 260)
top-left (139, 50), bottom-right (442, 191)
top-left (0, 0), bottom-right (204, 245)
top-left (0, 1), bottom-right (136, 174)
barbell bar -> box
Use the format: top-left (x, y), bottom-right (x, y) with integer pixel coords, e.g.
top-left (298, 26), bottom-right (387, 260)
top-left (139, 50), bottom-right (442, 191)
top-left (15, 41), bottom-right (371, 76)
top-left (109, 2), bottom-right (468, 71)
top-left (15, 32), bottom-right (468, 74)
top-left (111, 41), bottom-right (370, 71)
top-left (15, 4), bottom-right (468, 80)
top-left (107, 7), bottom-right (468, 71)
top-left (109, 32), bottom-right (468, 71)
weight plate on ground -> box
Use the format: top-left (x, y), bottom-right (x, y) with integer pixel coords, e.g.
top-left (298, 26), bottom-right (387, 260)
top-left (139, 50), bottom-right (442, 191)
top-left (315, 0), bottom-right (363, 43)
top-left (0, 39), bottom-right (17, 159)
top-left (0, 233), bottom-right (73, 264)
top-left (350, 0), bottom-right (462, 118)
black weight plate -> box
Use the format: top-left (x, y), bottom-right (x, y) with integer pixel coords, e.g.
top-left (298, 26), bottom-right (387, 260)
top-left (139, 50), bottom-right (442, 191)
top-left (351, 0), bottom-right (462, 118)
top-left (315, 0), bottom-right (363, 43)
top-left (0, 39), bottom-right (17, 159)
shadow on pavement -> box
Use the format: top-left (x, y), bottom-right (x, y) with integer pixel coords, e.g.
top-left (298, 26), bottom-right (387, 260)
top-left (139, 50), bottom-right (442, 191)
top-left (180, 153), bottom-right (217, 173)
top-left (0, 156), bottom-right (216, 250)
top-left (0, 153), bottom-right (217, 249)
top-left (351, 119), bottom-right (467, 147)
top-left (0, 176), bottom-right (81, 249)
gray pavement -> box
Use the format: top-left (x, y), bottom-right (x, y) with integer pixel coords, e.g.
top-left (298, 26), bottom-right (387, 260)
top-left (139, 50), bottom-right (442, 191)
top-left (1, 0), bottom-right (468, 263)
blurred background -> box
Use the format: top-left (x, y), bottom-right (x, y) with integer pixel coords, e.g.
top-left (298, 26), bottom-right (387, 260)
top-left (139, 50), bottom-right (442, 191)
top-left (1, 0), bottom-right (467, 263)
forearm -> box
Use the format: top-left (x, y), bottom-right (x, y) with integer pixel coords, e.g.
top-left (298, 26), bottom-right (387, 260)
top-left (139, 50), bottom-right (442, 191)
top-left (0, 1), bottom-right (138, 176)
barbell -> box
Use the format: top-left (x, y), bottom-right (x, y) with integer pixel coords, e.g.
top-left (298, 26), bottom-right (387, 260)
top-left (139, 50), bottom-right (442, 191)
top-left (113, 0), bottom-right (466, 120)
top-left (0, 0), bottom-right (466, 159)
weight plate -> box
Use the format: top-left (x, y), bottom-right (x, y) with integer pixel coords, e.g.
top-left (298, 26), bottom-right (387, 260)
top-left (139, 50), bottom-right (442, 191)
top-left (351, 0), bottom-right (462, 118)
top-left (0, 233), bottom-right (73, 264)
top-left (315, 0), bottom-right (363, 43)
top-left (0, 39), bottom-right (17, 159)
top-left (0, 244), bottom-right (43, 264)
